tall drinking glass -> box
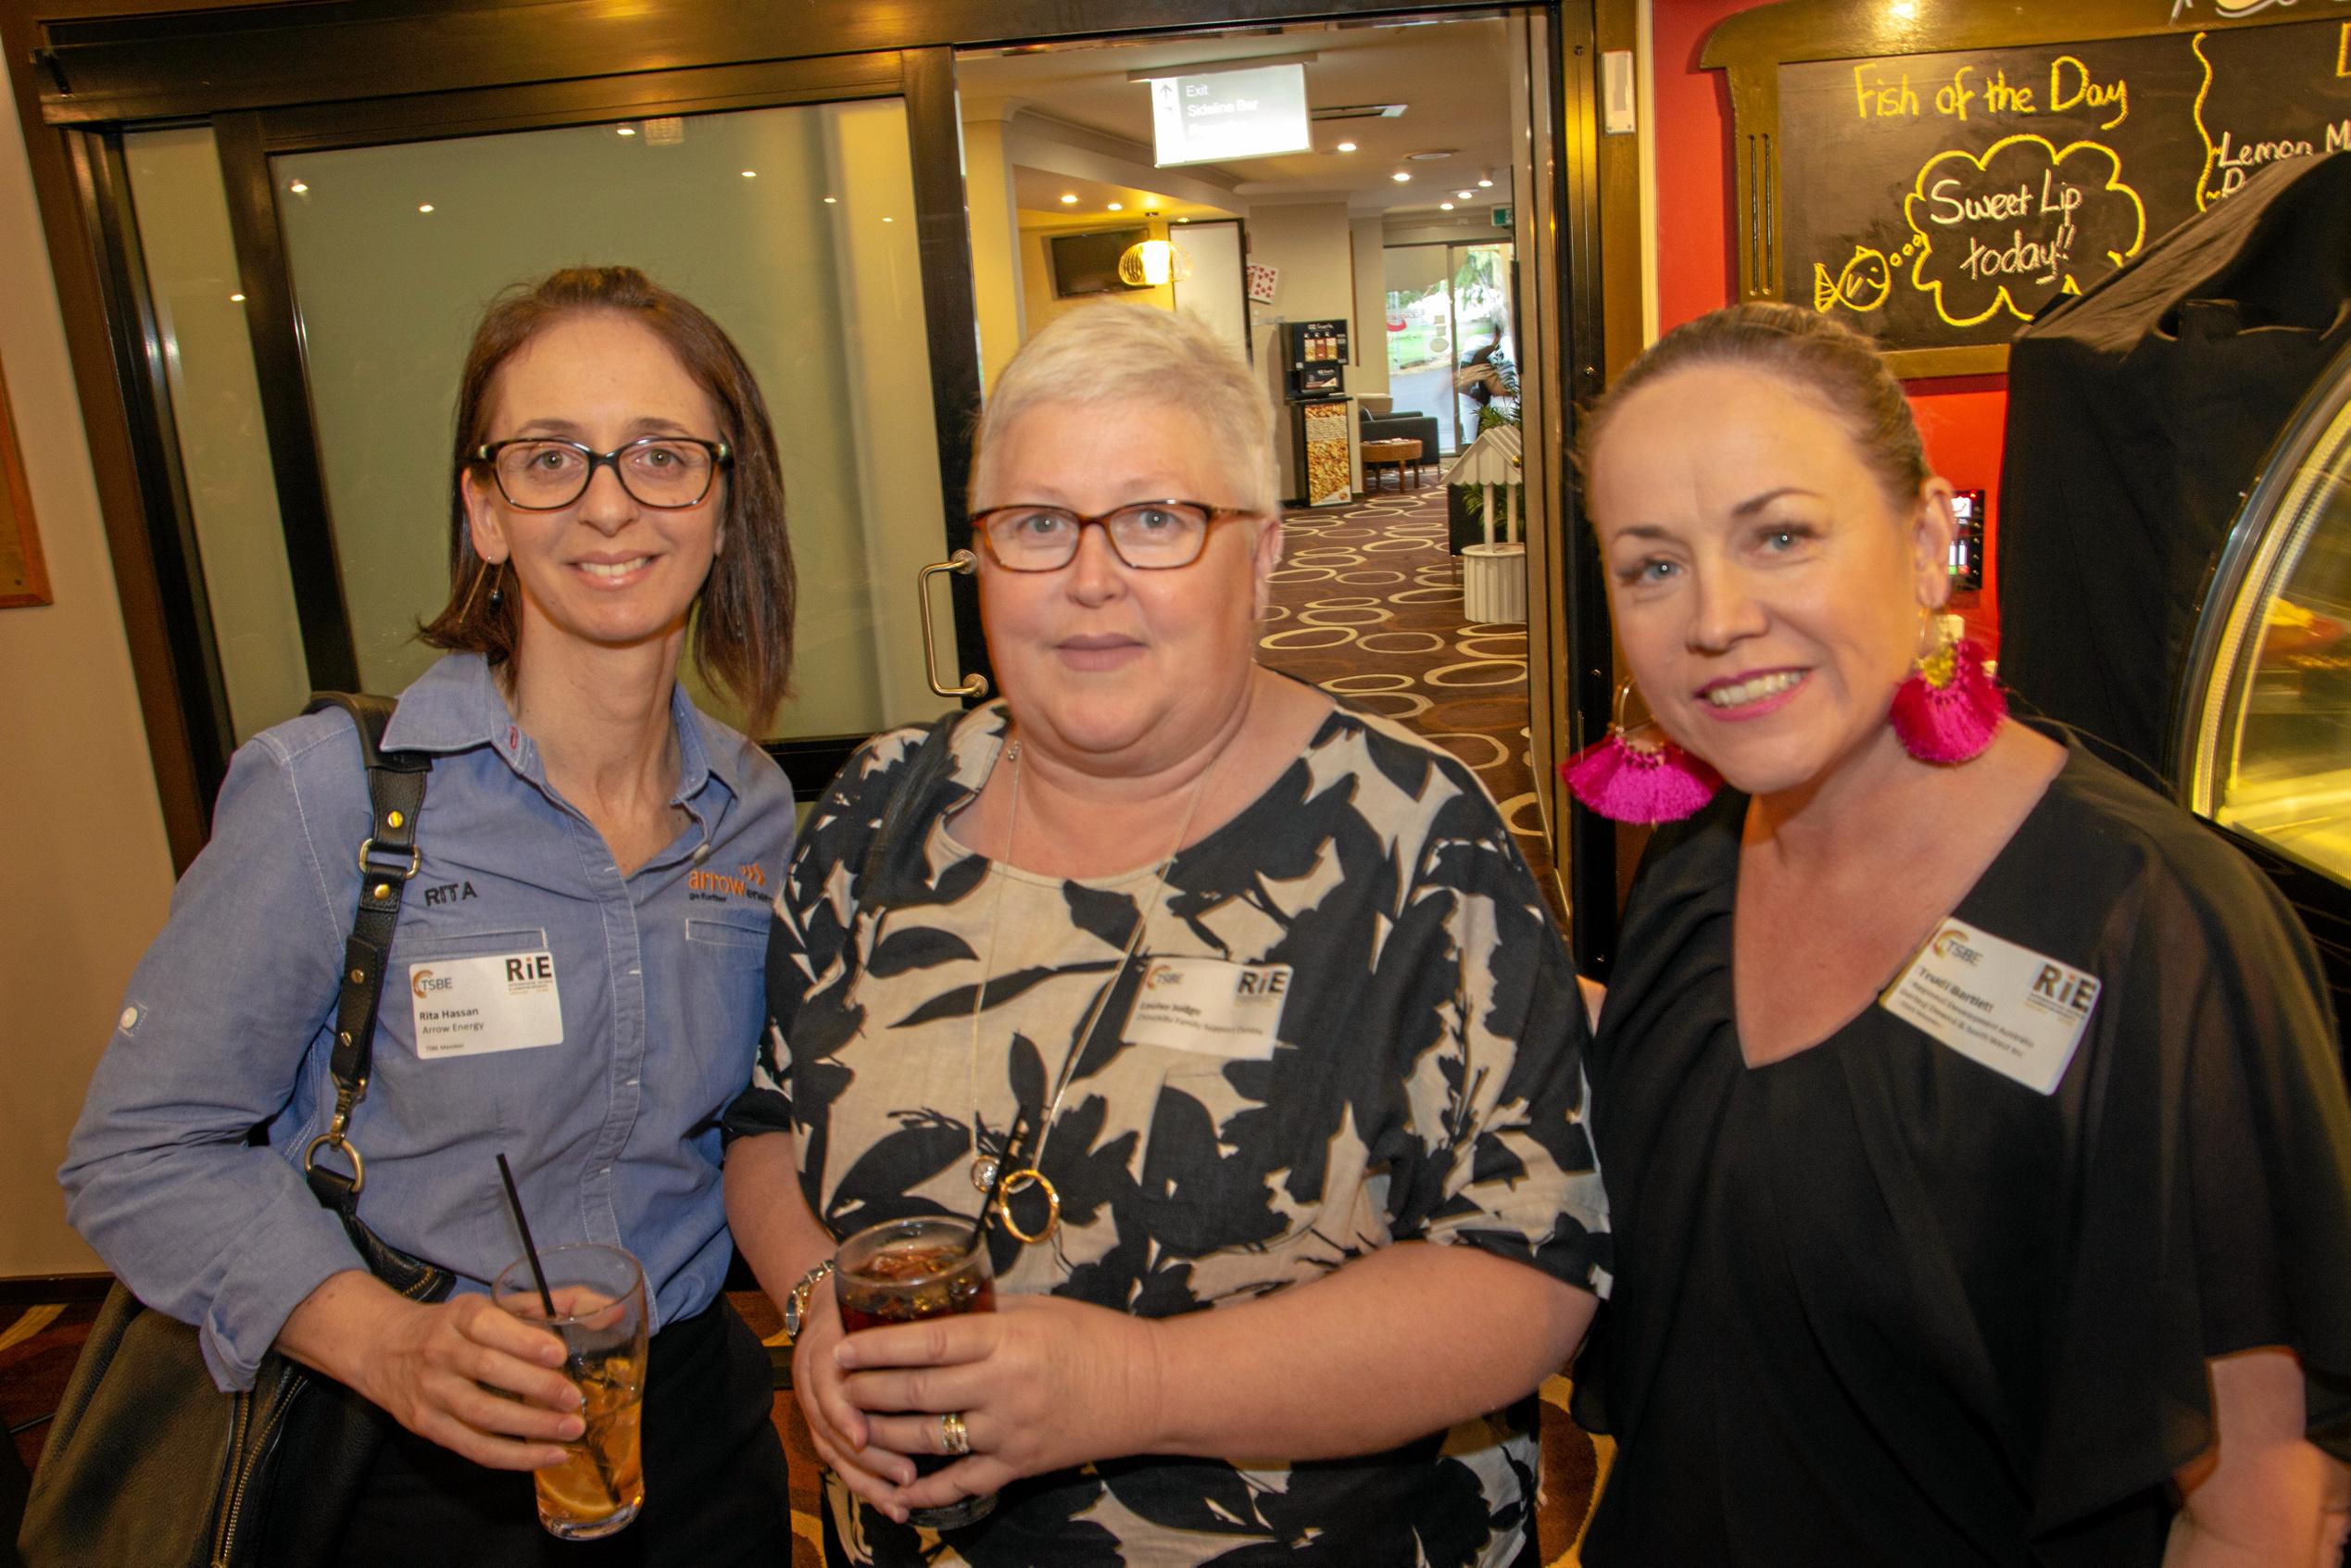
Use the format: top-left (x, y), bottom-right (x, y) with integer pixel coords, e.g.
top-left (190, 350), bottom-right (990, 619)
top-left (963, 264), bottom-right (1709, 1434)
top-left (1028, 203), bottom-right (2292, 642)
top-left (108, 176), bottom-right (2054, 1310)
top-left (493, 1242), bottom-right (649, 1539)
top-left (834, 1214), bottom-right (997, 1530)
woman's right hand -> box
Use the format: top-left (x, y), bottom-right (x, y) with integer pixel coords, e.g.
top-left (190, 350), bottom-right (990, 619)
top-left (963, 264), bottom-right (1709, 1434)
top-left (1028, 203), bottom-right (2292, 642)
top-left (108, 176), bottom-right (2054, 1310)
top-left (791, 1276), bottom-right (924, 1518)
top-left (278, 1269), bottom-right (585, 1470)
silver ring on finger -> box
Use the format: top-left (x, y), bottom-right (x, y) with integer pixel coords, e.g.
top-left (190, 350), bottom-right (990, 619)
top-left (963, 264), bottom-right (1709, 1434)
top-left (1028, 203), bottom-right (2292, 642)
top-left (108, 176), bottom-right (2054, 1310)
top-left (939, 1410), bottom-right (971, 1457)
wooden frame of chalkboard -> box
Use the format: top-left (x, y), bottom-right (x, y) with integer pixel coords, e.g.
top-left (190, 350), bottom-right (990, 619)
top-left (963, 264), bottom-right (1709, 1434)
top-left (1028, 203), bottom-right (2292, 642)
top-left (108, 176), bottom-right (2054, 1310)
top-left (1702, 0), bottom-right (2351, 377)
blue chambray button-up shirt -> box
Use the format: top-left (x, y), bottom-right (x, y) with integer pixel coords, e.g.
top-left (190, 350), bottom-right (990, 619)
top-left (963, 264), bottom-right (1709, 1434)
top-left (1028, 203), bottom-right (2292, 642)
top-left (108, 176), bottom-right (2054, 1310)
top-left (63, 653), bottom-right (794, 1390)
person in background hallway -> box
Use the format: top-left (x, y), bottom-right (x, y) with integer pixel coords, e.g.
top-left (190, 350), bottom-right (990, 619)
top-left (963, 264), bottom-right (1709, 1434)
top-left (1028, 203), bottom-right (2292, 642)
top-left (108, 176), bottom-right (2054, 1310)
top-left (1566, 300), bottom-right (2351, 1567)
top-left (723, 301), bottom-right (1608, 1567)
top-left (62, 266), bottom-right (798, 1563)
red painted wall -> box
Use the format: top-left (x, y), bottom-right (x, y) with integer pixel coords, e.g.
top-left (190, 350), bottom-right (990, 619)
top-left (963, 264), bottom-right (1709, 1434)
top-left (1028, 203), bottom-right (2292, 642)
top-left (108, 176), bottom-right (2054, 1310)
top-left (1651, 0), bottom-right (2005, 642)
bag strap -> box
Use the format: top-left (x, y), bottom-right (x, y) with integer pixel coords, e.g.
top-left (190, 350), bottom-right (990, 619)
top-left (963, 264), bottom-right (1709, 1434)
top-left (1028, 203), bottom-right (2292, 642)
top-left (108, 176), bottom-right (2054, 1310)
top-left (297, 693), bottom-right (429, 1224)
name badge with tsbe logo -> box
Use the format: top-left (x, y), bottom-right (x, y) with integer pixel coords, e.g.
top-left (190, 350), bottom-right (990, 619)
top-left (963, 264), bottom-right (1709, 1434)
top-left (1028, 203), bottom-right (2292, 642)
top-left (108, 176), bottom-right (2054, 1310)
top-left (1125, 958), bottom-right (1293, 1060)
top-left (407, 951), bottom-right (565, 1060)
top-left (1880, 922), bottom-right (2099, 1094)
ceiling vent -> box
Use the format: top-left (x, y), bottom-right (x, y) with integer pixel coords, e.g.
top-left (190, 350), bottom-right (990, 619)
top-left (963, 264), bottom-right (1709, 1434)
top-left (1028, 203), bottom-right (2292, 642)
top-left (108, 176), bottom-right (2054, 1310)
top-left (1309, 103), bottom-right (1407, 120)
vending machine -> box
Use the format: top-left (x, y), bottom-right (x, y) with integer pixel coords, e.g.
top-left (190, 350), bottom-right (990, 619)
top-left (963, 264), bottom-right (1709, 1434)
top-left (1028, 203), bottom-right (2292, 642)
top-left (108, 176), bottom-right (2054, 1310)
top-left (1282, 319), bottom-right (1352, 508)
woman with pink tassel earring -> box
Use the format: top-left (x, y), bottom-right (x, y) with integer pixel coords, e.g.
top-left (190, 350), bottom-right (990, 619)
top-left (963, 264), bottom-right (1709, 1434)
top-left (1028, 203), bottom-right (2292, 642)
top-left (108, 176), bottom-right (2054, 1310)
top-left (1565, 302), bottom-right (2351, 1568)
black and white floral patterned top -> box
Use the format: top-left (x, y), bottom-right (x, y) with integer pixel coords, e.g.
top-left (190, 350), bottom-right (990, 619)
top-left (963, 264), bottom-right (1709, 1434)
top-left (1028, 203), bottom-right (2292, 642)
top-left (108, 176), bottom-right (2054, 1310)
top-left (727, 697), bottom-right (1610, 1567)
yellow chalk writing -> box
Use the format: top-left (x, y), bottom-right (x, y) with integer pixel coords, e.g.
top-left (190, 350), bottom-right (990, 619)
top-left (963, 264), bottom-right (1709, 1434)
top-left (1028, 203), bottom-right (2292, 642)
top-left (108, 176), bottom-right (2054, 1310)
top-left (2049, 56), bottom-right (2129, 130)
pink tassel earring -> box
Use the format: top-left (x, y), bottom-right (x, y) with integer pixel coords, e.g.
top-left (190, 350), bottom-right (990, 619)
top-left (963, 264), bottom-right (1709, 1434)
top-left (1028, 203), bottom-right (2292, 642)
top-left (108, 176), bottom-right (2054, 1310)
top-left (1890, 615), bottom-right (2005, 764)
top-left (1562, 681), bottom-right (1720, 823)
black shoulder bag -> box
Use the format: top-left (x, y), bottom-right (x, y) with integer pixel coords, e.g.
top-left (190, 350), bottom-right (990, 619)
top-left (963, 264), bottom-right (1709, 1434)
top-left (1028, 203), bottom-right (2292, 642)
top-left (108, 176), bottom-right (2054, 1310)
top-left (20, 695), bottom-right (456, 1568)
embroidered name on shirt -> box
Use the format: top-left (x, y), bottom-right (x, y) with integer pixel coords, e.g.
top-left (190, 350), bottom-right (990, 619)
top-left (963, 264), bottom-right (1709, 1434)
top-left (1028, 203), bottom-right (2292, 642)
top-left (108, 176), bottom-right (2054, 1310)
top-left (1880, 922), bottom-right (2098, 1094)
top-left (409, 950), bottom-right (564, 1059)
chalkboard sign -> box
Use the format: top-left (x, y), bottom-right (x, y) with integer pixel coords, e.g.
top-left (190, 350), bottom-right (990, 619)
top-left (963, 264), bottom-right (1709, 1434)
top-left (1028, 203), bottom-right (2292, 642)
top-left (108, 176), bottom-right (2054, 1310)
top-left (1705, 2), bottom-right (2351, 374)
top-left (1782, 20), bottom-right (2351, 356)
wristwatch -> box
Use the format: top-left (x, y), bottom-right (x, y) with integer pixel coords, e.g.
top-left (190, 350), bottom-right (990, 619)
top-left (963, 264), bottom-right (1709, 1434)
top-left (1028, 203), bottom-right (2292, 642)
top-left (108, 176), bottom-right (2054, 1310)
top-left (781, 1257), bottom-right (836, 1346)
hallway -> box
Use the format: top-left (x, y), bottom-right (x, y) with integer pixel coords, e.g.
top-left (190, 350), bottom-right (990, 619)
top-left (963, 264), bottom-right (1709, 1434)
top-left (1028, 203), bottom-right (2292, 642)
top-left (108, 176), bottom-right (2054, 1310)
top-left (1259, 483), bottom-right (1555, 903)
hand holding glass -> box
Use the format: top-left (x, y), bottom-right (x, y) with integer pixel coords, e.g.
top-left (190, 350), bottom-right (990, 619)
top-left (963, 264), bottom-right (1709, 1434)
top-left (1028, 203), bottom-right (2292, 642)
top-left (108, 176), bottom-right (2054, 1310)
top-left (834, 1214), bottom-right (998, 1530)
top-left (493, 1243), bottom-right (648, 1539)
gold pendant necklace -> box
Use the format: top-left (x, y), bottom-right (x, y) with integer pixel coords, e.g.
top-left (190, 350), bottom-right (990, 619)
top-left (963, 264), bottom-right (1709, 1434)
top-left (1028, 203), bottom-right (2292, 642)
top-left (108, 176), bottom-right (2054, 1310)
top-left (964, 732), bottom-right (1211, 1247)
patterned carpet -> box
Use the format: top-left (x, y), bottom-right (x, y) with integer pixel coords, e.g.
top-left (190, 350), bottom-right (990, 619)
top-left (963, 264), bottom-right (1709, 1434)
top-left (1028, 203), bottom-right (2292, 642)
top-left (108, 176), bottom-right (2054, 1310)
top-left (1261, 483), bottom-right (1558, 905)
top-left (3, 488), bottom-right (1608, 1560)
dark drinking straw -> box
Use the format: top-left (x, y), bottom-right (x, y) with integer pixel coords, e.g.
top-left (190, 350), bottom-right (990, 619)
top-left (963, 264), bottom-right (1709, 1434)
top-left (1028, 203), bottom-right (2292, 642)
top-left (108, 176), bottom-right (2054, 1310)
top-left (495, 1152), bottom-right (617, 1507)
top-left (496, 1152), bottom-right (559, 1317)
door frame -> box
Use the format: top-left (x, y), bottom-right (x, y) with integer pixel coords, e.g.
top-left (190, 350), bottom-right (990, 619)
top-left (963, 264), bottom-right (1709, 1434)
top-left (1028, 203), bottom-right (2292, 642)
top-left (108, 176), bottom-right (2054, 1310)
top-left (224, 49), bottom-right (987, 801)
top-left (4, 0), bottom-right (1611, 963)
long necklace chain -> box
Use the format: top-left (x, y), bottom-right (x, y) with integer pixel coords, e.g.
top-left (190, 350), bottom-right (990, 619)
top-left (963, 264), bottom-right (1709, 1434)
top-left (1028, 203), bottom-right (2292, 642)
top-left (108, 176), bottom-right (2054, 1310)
top-left (964, 734), bottom-right (1211, 1247)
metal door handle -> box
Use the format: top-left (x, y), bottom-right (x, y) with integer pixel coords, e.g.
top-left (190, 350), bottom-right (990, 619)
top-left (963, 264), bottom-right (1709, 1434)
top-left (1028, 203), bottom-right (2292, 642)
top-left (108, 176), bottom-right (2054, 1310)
top-left (919, 550), bottom-right (989, 699)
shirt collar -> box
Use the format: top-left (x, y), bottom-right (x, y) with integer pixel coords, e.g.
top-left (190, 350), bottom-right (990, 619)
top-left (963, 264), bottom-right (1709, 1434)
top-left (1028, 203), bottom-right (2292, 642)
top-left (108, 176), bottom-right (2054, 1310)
top-left (380, 652), bottom-right (739, 807)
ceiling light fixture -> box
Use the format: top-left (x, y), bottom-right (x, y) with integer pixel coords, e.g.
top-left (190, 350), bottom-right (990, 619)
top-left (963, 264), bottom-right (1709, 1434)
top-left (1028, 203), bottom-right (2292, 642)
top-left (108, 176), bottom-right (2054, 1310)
top-left (287, 180), bottom-right (308, 194)
top-left (1456, 190), bottom-right (1475, 200)
top-left (1391, 171), bottom-right (1411, 182)
top-left (823, 195), bottom-right (837, 204)
top-left (1060, 193), bottom-right (1078, 204)
top-left (1108, 202), bottom-right (1124, 211)
top-left (1440, 202), bottom-right (1454, 211)
top-left (230, 293), bottom-right (245, 302)
top-left (1478, 172), bottom-right (1495, 188)
top-left (1336, 141), bottom-right (1358, 153)
top-left (1118, 237), bottom-right (1194, 287)
top-left (616, 126), bottom-right (636, 136)
top-left (740, 169), bottom-right (757, 178)
top-left (418, 203), bottom-right (434, 213)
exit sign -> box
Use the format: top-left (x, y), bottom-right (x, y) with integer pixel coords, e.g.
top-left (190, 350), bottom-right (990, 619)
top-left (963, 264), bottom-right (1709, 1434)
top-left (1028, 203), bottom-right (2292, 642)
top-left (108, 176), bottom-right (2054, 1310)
top-left (1490, 206), bottom-right (1513, 228)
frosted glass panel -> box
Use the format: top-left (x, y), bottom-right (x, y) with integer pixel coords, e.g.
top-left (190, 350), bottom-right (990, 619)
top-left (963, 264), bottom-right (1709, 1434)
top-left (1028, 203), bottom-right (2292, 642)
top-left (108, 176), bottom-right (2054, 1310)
top-left (273, 103), bottom-right (951, 742)
top-left (121, 126), bottom-right (310, 743)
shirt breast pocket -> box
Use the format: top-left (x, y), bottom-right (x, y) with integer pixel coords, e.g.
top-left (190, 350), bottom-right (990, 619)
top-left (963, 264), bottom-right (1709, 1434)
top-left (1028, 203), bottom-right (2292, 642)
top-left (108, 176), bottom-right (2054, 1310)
top-left (685, 917), bottom-right (770, 1096)
top-left (376, 924), bottom-right (554, 1136)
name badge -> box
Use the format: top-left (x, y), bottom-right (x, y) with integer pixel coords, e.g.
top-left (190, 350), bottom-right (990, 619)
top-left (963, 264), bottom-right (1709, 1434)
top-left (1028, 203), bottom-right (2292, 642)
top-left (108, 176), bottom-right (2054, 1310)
top-left (1125, 958), bottom-right (1292, 1060)
top-left (1879, 922), bottom-right (2099, 1094)
top-left (407, 951), bottom-right (565, 1060)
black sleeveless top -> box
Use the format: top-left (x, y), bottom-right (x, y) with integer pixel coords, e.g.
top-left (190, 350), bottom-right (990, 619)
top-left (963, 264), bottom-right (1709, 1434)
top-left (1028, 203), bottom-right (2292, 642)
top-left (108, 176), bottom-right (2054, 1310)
top-left (1572, 738), bottom-right (2351, 1567)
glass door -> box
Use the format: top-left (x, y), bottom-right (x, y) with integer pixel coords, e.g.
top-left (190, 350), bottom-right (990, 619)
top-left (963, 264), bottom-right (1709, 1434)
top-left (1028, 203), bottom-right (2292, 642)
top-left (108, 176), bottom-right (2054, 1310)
top-left (1381, 239), bottom-right (1516, 457)
top-left (114, 54), bottom-right (986, 800)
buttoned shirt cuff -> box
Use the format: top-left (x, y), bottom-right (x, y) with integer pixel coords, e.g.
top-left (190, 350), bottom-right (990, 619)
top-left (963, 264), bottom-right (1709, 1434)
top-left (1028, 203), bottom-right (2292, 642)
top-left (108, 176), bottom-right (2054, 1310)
top-left (198, 1193), bottom-right (367, 1392)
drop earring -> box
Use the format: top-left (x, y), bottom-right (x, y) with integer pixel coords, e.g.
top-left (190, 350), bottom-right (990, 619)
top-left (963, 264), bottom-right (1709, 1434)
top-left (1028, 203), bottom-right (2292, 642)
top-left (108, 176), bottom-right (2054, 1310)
top-left (1890, 612), bottom-right (2005, 764)
top-left (454, 556), bottom-right (505, 623)
top-left (1561, 681), bottom-right (1721, 823)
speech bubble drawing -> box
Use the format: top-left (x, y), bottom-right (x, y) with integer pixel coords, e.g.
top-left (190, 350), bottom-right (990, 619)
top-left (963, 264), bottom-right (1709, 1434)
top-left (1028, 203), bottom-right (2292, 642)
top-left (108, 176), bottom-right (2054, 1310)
top-left (1900, 133), bottom-right (2145, 328)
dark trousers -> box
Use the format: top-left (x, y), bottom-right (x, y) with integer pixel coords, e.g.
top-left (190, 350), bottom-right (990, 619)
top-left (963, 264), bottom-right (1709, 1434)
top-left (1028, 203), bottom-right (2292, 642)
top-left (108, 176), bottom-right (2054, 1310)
top-left (333, 1298), bottom-right (791, 1567)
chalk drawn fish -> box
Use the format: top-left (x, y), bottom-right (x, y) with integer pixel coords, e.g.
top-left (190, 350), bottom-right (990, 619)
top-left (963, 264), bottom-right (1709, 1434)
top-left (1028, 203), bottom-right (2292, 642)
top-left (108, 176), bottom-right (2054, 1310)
top-left (1812, 245), bottom-right (1892, 314)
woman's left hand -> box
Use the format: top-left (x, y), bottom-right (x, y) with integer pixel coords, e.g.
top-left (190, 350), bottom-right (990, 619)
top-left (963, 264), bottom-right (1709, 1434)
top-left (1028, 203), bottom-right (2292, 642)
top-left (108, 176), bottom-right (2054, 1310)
top-left (835, 1293), bottom-right (1164, 1513)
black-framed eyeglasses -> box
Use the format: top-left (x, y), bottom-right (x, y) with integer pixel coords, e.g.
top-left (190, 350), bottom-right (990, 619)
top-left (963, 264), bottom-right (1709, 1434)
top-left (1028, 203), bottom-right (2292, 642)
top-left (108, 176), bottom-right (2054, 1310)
top-left (472, 436), bottom-right (732, 511)
top-left (971, 500), bottom-right (1254, 572)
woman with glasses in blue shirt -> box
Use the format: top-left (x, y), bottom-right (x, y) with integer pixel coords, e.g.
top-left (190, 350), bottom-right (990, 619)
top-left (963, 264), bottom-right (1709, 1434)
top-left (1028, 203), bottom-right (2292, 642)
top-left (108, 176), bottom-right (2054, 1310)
top-left (63, 266), bottom-right (798, 1563)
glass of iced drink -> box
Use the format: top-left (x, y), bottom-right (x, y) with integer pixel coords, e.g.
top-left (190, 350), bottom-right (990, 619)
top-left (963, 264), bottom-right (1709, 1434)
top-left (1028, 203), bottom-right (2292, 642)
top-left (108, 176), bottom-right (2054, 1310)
top-left (493, 1242), bottom-right (648, 1539)
top-left (834, 1214), bottom-right (998, 1530)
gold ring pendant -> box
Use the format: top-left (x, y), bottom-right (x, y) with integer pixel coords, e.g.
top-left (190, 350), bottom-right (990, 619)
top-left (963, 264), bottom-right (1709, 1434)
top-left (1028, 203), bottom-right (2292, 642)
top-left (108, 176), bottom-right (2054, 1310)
top-left (994, 1168), bottom-right (1061, 1245)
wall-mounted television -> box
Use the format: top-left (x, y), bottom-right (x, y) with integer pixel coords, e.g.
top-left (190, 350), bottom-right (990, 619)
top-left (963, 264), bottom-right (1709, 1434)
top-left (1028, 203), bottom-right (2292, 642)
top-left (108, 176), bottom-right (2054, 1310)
top-left (1050, 227), bottom-right (1150, 298)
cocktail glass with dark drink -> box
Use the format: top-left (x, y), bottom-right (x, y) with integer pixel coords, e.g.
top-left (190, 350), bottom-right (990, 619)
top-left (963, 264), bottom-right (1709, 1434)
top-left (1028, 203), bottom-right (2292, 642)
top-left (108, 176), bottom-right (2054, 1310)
top-left (834, 1214), bottom-right (997, 1531)
top-left (492, 1242), bottom-right (648, 1539)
